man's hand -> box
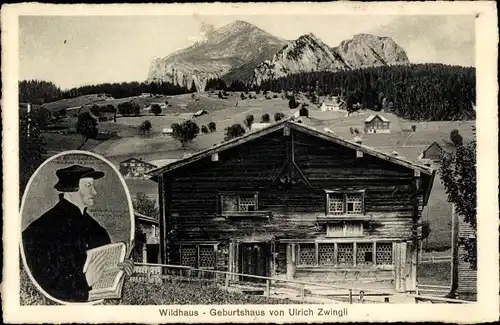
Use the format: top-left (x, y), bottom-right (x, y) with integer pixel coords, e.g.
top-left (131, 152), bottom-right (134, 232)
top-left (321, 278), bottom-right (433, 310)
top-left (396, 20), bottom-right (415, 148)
top-left (117, 259), bottom-right (134, 277)
top-left (84, 252), bottom-right (108, 287)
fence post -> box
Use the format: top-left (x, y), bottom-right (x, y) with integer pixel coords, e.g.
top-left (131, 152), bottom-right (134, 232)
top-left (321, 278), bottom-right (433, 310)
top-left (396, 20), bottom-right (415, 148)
top-left (265, 279), bottom-right (271, 297)
top-left (300, 284), bottom-right (305, 302)
top-left (348, 289), bottom-right (353, 304)
top-left (225, 273), bottom-right (230, 292)
top-left (359, 291), bottom-right (364, 304)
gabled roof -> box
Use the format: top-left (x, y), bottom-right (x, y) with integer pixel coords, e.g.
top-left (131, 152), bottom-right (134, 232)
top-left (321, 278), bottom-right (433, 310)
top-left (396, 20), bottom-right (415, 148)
top-left (120, 157), bottom-right (157, 167)
top-left (148, 118), bottom-right (434, 178)
top-left (365, 114), bottom-right (390, 123)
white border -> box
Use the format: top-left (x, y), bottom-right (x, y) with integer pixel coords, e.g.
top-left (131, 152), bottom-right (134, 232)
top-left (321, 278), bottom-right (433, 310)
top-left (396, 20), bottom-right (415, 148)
top-left (2, 2), bottom-right (499, 323)
top-left (18, 150), bottom-right (136, 305)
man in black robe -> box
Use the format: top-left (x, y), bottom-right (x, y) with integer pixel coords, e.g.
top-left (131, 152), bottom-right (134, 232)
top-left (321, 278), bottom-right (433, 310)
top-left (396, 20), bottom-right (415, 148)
top-left (22, 165), bottom-right (133, 303)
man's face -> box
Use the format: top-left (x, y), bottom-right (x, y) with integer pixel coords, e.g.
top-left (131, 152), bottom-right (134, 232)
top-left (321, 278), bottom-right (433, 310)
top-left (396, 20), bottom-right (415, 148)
top-left (78, 178), bottom-right (97, 207)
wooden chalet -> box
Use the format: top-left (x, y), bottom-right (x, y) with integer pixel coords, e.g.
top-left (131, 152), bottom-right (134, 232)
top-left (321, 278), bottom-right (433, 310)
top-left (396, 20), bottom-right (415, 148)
top-left (364, 114), bottom-right (391, 134)
top-left (134, 211), bottom-right (160, 264)
top-left (119, 158), bottom-right (158, 179)
top-left (148, 119), bottom-right (435, 293)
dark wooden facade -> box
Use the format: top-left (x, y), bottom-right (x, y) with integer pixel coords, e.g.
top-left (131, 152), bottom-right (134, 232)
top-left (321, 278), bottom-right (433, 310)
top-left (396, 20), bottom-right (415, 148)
top-left (150, 120), bottom-right (435, 292)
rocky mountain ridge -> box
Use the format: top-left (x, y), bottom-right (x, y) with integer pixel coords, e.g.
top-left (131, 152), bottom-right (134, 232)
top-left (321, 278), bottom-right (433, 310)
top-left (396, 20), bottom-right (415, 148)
top-left (254, 33), bottom-right (409, 84)
top-left (147, 21), bottom-right (287, 91)
top-left (147, 21), bottom-right (409, 90)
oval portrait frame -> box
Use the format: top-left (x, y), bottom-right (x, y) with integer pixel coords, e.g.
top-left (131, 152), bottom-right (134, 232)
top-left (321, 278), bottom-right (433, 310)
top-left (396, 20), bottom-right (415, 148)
top-left (19, 150), bottom-right (136, 305)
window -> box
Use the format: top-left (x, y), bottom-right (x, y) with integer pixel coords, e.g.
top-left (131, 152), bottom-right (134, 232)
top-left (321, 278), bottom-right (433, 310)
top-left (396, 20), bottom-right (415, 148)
top-left (337, 243), bottom-right (354, 266)
top-left (346, 195), bottom-right (363, 214)
top-left (295, 242), bottom-right (393, 268)
top-left (327, 194), bottom-right (344, 215)
top-left (180, 244), bottom-right (216, 269)
top-left (219, 193), bottom-right (258, 214)
top-left (298, 243), bottom-right (316, 266)
top-left (356, 243), bottom-right (373, 265)
top-left (326, 192), bottom-right (364, 215)
top-left (376, 243), bottom-right (393, 265)
top-left (318, 243), bottom-right (335, 266)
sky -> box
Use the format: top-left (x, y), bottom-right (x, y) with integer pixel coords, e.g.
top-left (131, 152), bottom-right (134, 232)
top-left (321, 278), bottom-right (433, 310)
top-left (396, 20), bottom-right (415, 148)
top-left (19, 15), bottom-right (475, 90)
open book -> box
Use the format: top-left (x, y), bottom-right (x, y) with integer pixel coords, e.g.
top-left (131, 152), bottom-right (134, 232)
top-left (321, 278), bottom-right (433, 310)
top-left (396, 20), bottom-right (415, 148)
top-left (83, 242), bottom-right (127, 301)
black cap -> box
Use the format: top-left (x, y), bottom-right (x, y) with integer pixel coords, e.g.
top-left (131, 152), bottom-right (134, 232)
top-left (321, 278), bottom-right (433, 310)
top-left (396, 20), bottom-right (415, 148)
top-left (54, 165), bottom-right (105, 192)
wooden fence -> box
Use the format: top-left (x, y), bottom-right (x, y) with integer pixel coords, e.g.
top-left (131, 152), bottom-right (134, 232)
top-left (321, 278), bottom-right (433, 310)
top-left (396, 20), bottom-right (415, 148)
top-left (130, 262), bottom-right (471, 304)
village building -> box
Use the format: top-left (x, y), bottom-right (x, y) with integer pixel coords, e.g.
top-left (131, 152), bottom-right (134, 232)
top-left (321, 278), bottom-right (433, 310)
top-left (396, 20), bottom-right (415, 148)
top-left (192, 109), bottom-right (208, 118)
top-left (133, 211), bottom-right (160, 264)
top-left (251, 122), bottom-right (271, 132)
top-left (320, 96), bottom-right (346, 112)
top-left (119, 158), bottom-right (157, 179)
top-left (418, 141), bottom-right (454, 163)
top-left (148, 120), bottom-right (435, 293)
top-left (364, 114), bottom-right (391, 134)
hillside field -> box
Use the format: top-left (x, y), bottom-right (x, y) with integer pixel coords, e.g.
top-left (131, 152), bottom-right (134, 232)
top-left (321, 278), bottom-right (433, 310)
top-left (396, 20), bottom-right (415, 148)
top-left (36, 92), bottom-right (474, 251)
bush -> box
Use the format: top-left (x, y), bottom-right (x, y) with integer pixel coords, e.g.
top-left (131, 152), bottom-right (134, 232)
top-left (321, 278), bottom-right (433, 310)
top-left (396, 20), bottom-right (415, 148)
top-left (411, 124), bottom-right (417, 132)
top-left (201, 125), bottom-right (208, 133)
top-left (261, 113), bottom-right (270, 123)
top-left (75, 112), bottom-right (98, 149)
top-left (172, 120), bottom-right (200, 147)
top-left (274, 112), bottom-right (285, 122)
top-left (240, 92), bottom-right (246, 100)
top-left (139, 120), bottom-right (152, 135)
top-left (450, 129), bottom-right (463, 146)
top-left (244, 115), bottom-right (254, 129)
top-left (273, 94), bottom-right (278, 98)
top-left (208, 122), bottom-right (216, 132)
top-left (349, 127), bottom-right (354, 135)
top-left (118, 102), bottom-right (140, 116)
top-left (288, 96), bottom-right (300, 109)
top-left (151, 104), bottom-right (162, 116)
top-left (224, 123), bottom-right (246, 141)
top-left (299, 105), bottom-right (309, 117)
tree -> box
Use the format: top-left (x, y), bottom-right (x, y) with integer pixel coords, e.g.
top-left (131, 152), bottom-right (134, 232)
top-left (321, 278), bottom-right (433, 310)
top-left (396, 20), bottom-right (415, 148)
top-left (349, 127), bottom-right (354, 135)
top-left (299, 105), bottom-right (309, 117)
top-left (261, 113), bottom-right (270, 123)
top-left (172, 120), bottom-right (200, 147)
top-left (139, 120), bottom-right (152, 135)
top-left (450, 129), bottom-right (463, 146)
top-left (224, 123), bottom-right (246, 141)
top-left (19, 105), bottom-right (47, 196)
top-left (201, 125), bottom-right (209, 133)
top-left (439, 139), bottom-right (476, 270)
top-left (75, 112), bottom-right (98, 149)
top-left (208, 122), bottom-right (216, 132)
top-left (288, 96), bottom-right (300, 109)
top-left (240, 92), bottom-right (246, 100)
top-left (244, 115), bottom-right (254, 129)
top-left (133, 192), bottom-right (159, 220)
top-left (354, 128), bottom-right (360, 134)
top-left (411, 124), bottom-right (417, 132)
top-left (151, 104), bottom-right (162, 116)
top-left (274, 112), bottom-right (285, 122)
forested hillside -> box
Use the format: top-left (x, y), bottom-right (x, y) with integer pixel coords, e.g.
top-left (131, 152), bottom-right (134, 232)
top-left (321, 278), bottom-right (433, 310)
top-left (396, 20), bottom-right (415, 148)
top-left (259, 64), bottom-right (475, 121)
top-left (19, 80), bottom-right (190, 105)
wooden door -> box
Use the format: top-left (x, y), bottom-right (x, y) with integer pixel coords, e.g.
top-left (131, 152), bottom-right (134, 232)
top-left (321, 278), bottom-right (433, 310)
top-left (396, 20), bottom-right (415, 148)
top-left (239, 243), bottom-right (270, 283)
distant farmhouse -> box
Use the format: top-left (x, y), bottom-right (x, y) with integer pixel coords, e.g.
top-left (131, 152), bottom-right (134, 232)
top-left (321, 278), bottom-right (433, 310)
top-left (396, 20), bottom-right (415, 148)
top-left (251, 122), bottom-right (271, 132)
top-left (364, 114), bottom-right (391, 134)
top-left (119, 158), bottom-right (158, 179)
top-left (418, 141), bottom-right (455, 163)
top-left (320, 96), bottom-right (346, 112)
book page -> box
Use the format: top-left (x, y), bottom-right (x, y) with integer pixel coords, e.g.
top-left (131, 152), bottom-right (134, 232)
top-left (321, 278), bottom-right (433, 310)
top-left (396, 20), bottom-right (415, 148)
top-left (91, 269), bottom-right (123, 291)
top-left (84, 242), bottom-right (126, 274)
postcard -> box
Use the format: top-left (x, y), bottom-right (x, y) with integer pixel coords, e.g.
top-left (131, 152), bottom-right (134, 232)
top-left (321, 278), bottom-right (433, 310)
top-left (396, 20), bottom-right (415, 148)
top-left (2, 1), bottom-right (498, 323)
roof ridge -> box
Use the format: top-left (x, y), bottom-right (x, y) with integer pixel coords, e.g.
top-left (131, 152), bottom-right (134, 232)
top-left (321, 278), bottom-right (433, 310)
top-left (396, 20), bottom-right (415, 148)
top-left (148, 118), bottom-right (434, 178)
